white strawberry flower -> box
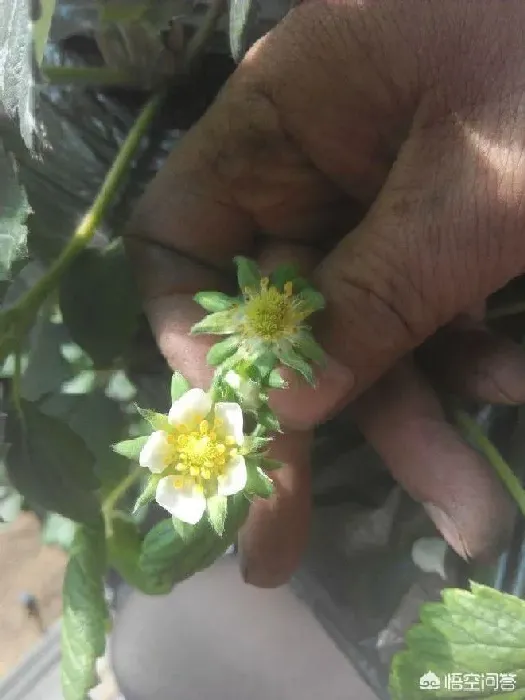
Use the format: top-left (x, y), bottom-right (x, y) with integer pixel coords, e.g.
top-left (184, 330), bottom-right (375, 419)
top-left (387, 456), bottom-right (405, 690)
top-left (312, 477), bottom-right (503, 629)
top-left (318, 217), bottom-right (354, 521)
top-left (138, 388), bottom-right (247, 525)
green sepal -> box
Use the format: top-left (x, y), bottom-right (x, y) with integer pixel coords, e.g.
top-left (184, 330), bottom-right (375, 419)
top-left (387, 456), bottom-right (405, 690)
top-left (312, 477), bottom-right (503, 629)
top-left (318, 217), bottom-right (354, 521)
top-left (269, 264), bottom-right (300, 291)
top-left (207, 495), bottom-right (228, 536)
top-left (190, 311), bottom-right (236, 335)
top-left (259, 408), bottom-right (282, 433)
top-left (261, 457), bottom-right (284, 471)
top-left (252, 352), bottom-right (277, 380)
top-left (245, 460), bottom-right (274, 498)
top-left (194, 291), bottom-right (238, 313)
top-left (296, 288), bottom-right (325, 313)
top-left (245, 435), bottom-right (273, 453)
top-left (170, 371), bottom-right (190, 401)
top-left (136, 406), bottom-right (172, 433)
top-left (206, 336), bottom-right (240, 366)
top-left (267, 368), bottom-right (287, 389)
top-left (278, 346), bottom-right (316, 386)
top-left (297, 333), bottom-right (325, 365)
top-left (133, 473), bottom-right (162, 513)
top-left (234, 256), bottom-right (261, 293)
top-left (112, 435), bottom-right (149, 462)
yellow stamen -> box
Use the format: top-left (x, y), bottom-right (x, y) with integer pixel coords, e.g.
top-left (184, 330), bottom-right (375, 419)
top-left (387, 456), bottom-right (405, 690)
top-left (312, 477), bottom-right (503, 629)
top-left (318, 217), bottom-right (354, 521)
top-left (284, 281), bottom-right (293, 297)
top-left (241, 277), bottom-right (305, 342)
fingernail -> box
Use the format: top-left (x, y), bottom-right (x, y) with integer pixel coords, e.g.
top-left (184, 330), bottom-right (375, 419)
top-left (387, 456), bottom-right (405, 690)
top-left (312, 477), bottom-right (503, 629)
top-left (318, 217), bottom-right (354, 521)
top-left (423, 503), bottom-right (470, 560)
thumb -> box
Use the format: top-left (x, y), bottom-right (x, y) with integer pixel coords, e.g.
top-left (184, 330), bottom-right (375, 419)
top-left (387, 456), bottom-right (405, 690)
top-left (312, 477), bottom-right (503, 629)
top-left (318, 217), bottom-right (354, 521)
top-left (313, 118), bottom-right (525, 399)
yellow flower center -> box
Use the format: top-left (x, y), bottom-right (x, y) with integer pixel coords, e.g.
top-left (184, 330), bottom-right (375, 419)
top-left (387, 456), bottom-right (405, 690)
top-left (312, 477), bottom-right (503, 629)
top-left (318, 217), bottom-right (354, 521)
top-left (164, 417), bottom-right (238, 493)
top-left (242, 278), bottom-right (304, 342)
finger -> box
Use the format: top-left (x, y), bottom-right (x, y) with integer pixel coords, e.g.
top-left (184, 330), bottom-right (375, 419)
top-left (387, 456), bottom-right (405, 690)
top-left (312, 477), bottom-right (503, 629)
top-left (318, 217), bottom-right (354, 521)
top-left (312, 118), bottom-right (525, 405)
top-left (418, 323), bottom-right (525, 404)
top-left (238, 429), bottom-right (313, 588)
top-left (353, 359), bottom-right (514, 562)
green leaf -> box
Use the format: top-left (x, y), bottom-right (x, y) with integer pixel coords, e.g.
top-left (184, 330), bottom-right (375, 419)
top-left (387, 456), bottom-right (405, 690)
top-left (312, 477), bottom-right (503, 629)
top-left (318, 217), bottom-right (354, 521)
top-left (61, 370), bottom-right (96, 395)
top-left (268, 264), bottom-right (300, 291)
top-left (296, 288), bottom-right (325, 313)
top-left (234, 256), bottom-right (260, 293)
top-left (297, 333), bottom-right (325, 365)
top-left (245, 462), bottom-right (273, 498)
top-left (389, 582), bottom-right (525, 699)
top-left (95, 452), bottom-right (134, 498)
top-left (279, 347), bottom-right (315, 386)
top-left (229, 0), bottom-right (260, 62)
top-left (105, 370), bottom-right (137, 402)
top-left (107, 513), bottom-right (172, 595)
top-left (267, 368), bottom-right (287, 389)
top-left (5, 400), bottom-right (100, 523)
top-left (259, 408), bottom-right (282, 433)
top-left (261, 457), bottom-right (284, 471)
top-left (32, 0), bottom-right (56, 64)
top-left (61, 521), bottom-right (108, 700)
top-left (112, 435), bottom-right (149, 462)
top-left (206, 336), bottom-right (240, 366)
top-left (194, 291), bottom-right (237, 313)
top-left (207, 495), bottom-right (228, 536)
top-left (190, 311), bottom-right (236, 335)
top-left (140, 493), bottom-right (250, 590)
top-left (170, 371), bottom-right (190, 402)
top-left (136, 406), bottom-right (171, 433)
top-left (133, 473), bottom-right (161, 513)
top-left (59, 240), bottom-right (141, 368)
top-left (252, 352), bottom-right (277, 379)
top-left (0, 146), bottom-right (30, 281)
top-left (42, 513), bottom-right (76, 551)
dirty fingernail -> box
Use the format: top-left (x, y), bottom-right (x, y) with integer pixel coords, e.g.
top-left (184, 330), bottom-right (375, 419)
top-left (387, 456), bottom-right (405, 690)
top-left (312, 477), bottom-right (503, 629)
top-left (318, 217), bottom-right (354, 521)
top-left (423, 503), bottom-right (470, 560)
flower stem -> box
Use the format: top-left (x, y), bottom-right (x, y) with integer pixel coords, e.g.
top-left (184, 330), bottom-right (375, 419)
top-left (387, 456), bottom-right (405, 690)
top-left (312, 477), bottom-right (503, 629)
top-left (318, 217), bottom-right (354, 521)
top-left (13, 92), bottom-right (164, 324)
top-left (454, 409), bottom-right (525, 517)
top-left (42, 65), bottom-right (141, 86)
top-left (102, 467), bottom-right (142, 518)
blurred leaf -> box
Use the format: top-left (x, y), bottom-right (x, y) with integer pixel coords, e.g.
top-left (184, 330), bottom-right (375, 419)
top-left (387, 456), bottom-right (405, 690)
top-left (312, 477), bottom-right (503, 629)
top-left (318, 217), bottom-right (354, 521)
top-left (62, 520), bottom-right (108, 700)
top-left (389, 582), bottom-right (525, 699)
top-left (0, 487), bottom-right (23, 524)
top-left (107, 513), bottom-right (172, 594)
top-left (105, 370), bottom-right (136, 402)
top-left (0, 145), bottom-right (30, 281)
top-left (229, 0), bottom-right (260, 62)
top-left (140, 492), bottom-right (249, 590)
top-left (5, 400), bottom-right (100, 523)
top-left (132, 473), bottom-right (160, 513)
top-left (95, 452), bottom-right (133, 497)
top-left (245, 461), bottom-right (273, 498)
top-left (42, 513), bottom-right (76, 551)
top-left (32, 0), bottom-right (56, 64)
top-left (170, 371), bottom-right (190, 402)
top-left (61, 370), bottom-right (96, 395)
top-left (59, 240), bottom-right (141, 368)
top-left (21, 315), bottom-right (72, 401)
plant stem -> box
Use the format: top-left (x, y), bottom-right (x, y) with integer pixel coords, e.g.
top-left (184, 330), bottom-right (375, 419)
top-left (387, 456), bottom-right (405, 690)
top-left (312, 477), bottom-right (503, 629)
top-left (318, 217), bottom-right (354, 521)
top-left (42, 65), bottom-right (141, 86)
top-left (486, 301), bottom-right (525, 320)
top-left (102, 467), bottom-right (142, 517)
top-left (14, 92), bottom-right (164, 323)
top-left (455, 409), bottom-right (525, 517)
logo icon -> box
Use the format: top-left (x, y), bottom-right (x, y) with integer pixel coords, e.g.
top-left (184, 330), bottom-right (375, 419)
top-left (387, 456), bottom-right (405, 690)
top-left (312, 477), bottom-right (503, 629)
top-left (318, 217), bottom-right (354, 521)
top-left (419, 671), bottom-right (441, 690)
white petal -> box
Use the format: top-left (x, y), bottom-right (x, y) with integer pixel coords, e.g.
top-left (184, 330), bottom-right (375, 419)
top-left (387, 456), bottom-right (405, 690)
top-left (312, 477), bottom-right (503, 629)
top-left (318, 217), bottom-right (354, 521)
top-left (217, 456), bottom-right (247, 496)
top-left (168, 388), bottom-right (212, 427)
top-left (139, 431), bottom-right (169, 473)
top-left (214, 402), bottom-right (244, 445)
top-left (155, 477), bottom-right (206, 524)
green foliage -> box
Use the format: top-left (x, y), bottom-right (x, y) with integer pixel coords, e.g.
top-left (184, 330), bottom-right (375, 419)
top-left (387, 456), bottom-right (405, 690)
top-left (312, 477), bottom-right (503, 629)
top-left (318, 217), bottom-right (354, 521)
top-left (170, 370), bottom-right (190, 402)
top-left (59, 240), bottom-right (141, 368)
top-left (32, 0), bottom-right (56, 64)
top-left (0, 146), bottom-right (30, 282)
top-left (389, 582), bottom-right (525, 699)
top-left (61, 521), bottom-right (108, 700)
top-left (140, 493), bottom-right (249, 590)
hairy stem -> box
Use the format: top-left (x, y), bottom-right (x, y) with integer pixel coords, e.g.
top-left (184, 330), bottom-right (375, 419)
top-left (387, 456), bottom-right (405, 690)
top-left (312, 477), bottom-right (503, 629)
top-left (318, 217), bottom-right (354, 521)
top-left (455, 409), bottom-right (525, 518)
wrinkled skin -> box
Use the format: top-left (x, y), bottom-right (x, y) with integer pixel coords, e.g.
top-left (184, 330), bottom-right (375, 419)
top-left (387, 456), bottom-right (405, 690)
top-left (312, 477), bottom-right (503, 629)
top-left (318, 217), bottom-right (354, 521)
top-left (126, 0), bottom-right (525, 587)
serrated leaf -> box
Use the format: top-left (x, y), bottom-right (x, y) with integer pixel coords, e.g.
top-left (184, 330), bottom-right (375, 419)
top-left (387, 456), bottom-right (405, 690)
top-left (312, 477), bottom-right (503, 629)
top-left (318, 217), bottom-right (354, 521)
top-left (170, 371), bottom-right (190, 402)
top-left (279, 347), bottom-right (315, 386)
top-left (206, 336), bottom-right (240, 366)
top-left (5, 400), bottom-right (100, 523)
top-left (32, 0), bottom-right (56, 64)
top-left (140, 493), bottom-right (249, 590)
top-left (61, 521), bottom-right (108, 700)
top-left (190, 311), bottom-right (236, 335)
top-left (0, 146), bottom-right (30, 281)
top-left (194, 291), bottom-right (237, 313)
top-left (133, 473), bottom-right (161, 513)
top-left (42, 513), bottom-right (75, 551)
top-left (136, 406), bottom-right (171, 433)
top-left (59, 240), bottom-right (141, 368)
top-left (234, 256), bottom-right (260, 292)
top-left (389, 582), bottom-right (525, 699)
top-left (296, 288), bottom-right (325, 313)
top-left (207, 495), bottom-right (228, 536)
top-left (112, 435), bottom-right (149, 461)
top-left (107, 513), bottom-right (171, 595)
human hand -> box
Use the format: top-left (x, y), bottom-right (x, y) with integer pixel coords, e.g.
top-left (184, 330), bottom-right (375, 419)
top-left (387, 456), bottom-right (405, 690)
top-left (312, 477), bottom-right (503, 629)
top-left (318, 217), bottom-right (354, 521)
top-left (126, 0), bottom-right (525, 586)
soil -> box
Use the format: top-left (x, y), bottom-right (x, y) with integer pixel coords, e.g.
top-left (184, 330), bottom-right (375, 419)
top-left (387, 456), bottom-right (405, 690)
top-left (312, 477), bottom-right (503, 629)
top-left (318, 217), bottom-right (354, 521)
top-left (0, 513), bottom-right (66, 678)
